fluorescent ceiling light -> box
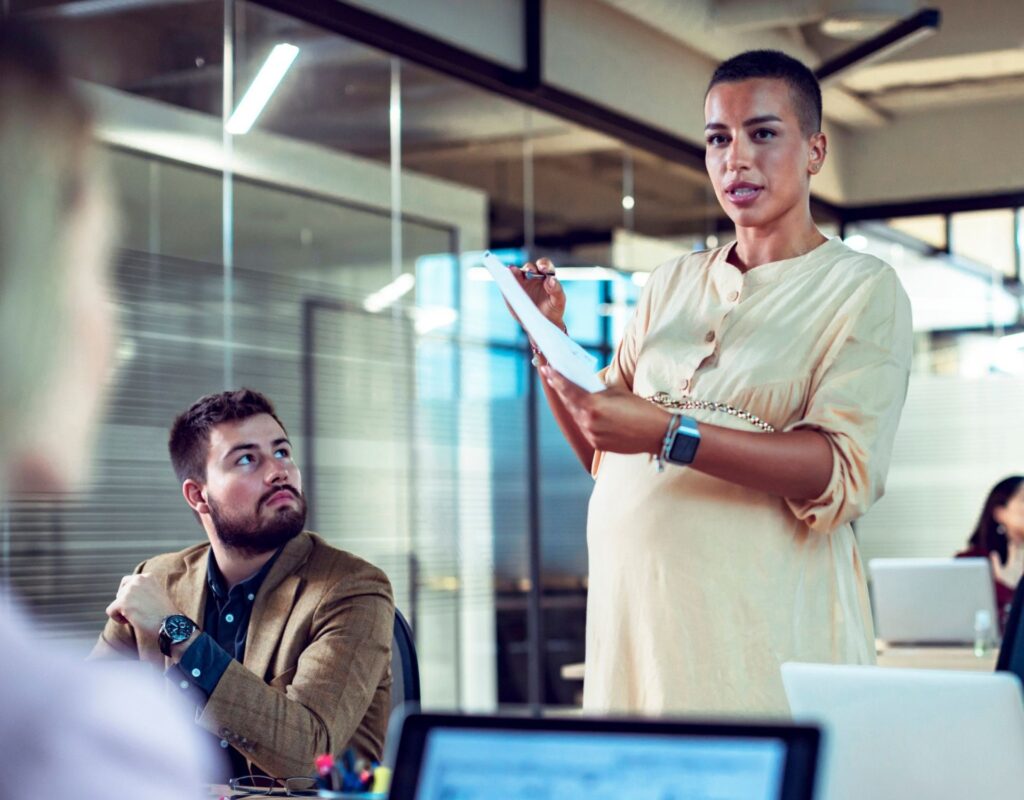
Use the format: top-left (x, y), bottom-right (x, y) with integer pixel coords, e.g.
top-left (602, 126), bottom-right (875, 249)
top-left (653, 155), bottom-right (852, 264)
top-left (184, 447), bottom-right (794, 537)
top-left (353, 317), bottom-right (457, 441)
top-left (226, 43), bottom-right (299, 135)
top-left (364, 273), bottom-right (416, 313)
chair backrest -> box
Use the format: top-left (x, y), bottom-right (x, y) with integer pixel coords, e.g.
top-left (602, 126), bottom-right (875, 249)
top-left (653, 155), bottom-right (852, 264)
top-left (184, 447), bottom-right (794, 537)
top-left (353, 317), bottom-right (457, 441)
top-left (391, 607), bottom-right (421, 711)
top-left (996, 578), bottom-right (1024, 680)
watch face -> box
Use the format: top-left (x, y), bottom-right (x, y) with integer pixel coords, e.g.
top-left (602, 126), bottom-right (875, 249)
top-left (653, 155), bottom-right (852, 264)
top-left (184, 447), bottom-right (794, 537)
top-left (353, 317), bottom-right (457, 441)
top-left (164, 614), bottom-right (195, 642)
top-left (668, 428), bottom-right (701, 465)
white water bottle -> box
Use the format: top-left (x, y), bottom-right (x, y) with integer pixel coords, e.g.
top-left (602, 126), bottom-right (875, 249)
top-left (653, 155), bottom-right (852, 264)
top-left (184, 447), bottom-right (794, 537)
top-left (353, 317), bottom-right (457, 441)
top-left (974, 609), bottom-right (993, 657)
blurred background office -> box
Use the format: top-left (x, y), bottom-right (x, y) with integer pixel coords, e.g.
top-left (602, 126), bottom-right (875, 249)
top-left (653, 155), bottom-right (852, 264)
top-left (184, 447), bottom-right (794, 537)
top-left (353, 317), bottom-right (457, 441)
top-left (3, 0), bottom-right (1024, 711)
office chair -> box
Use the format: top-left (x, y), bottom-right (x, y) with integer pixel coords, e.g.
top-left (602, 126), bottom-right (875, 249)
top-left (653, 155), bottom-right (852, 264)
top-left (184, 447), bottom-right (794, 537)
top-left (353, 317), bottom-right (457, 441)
top-left (391, 607), bottom-right (421, 711)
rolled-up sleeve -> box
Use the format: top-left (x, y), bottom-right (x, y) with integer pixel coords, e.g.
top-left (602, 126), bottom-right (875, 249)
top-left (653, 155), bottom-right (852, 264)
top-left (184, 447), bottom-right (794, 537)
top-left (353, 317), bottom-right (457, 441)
top-left (784, 268), bottom-right (913, 532)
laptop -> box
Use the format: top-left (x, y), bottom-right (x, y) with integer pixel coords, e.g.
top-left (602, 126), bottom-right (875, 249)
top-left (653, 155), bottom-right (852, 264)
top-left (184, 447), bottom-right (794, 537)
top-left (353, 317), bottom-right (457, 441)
top-left (386, 711), bottom-right (820, 800)
top-left (868, 557), bottom-right (997, 644)
top-left (782, 662), bottom-right (1024, 800)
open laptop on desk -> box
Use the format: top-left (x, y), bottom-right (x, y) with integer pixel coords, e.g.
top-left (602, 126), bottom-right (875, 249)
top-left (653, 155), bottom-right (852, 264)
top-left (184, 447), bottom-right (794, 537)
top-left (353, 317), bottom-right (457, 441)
top-left (869, 557), bottom-right (996, 644)
top-left (386, 712), bottom-right (820, 800)
top-left (782, 663), bottom-right (1024, 800)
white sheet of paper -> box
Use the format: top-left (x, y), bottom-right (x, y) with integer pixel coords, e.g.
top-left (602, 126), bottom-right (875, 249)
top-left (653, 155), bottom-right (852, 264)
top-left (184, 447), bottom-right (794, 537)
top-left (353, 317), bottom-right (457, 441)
top-left (481, 252), bottom-right (606, 393)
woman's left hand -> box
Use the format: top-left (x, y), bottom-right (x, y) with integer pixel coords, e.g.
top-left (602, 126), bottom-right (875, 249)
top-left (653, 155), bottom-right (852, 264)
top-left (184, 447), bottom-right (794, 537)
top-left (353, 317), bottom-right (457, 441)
top-left (539, 365), bottom-right (670, 455)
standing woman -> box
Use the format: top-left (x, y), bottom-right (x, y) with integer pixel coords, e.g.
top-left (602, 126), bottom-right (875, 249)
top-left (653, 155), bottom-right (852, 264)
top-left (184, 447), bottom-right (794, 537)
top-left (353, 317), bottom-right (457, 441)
top-left (508, 50), bottom-right (912, 715)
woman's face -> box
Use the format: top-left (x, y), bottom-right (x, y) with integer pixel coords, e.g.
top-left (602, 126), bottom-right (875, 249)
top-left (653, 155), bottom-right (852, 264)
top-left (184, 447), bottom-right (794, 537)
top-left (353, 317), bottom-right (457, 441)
top-left (704, 78), bottom-right (826, 232)
top-left (994, 485), bottom-right (1024, 544)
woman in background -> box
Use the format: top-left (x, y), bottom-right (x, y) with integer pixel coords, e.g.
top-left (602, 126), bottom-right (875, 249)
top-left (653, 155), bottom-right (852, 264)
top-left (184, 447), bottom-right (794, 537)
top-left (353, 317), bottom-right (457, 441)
top-left (0, 20), bottom-right (209, 799)
top-left (959, 476), bottom-right (1024, 628)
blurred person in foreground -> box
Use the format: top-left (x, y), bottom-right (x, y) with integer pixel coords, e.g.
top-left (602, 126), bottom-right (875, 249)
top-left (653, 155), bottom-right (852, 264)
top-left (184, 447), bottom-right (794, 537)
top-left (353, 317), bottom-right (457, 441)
top-left (505, 50), bottom-right (912, 716)
top-left (958, 475), bottom-right (1024, 629)
top-left (0, 20), bottom-right (210, 799)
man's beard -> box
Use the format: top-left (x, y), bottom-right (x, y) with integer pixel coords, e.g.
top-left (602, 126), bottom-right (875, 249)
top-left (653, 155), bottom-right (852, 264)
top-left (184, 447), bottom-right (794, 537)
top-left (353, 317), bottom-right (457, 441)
top-left (207, 486), bottom-right (307, 557)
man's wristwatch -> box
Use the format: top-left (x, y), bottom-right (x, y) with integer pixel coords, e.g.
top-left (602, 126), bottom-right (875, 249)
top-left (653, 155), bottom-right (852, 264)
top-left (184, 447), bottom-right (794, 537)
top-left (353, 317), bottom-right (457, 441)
top-left (158, 614), bottom-right (197, 657)
top-left (665, 414), bottom-right (702, 466)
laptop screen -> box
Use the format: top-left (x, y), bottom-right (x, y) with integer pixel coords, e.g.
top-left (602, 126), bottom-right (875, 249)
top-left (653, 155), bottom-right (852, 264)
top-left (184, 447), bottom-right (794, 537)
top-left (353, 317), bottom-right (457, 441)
top-left (414, 728), bottom-right (787, 800)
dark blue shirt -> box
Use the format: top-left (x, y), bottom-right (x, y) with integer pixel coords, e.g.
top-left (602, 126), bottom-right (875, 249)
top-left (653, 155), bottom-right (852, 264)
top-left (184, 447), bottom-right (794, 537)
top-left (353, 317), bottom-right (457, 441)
top-left (168, 547), bottom-right (283, 780)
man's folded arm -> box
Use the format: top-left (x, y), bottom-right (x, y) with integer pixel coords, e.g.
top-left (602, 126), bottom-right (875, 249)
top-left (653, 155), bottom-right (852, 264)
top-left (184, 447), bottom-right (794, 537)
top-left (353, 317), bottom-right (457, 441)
top-left (196, 578), bottom-right (394, 778)
top-left (88, 560), bottom-right (147, 661)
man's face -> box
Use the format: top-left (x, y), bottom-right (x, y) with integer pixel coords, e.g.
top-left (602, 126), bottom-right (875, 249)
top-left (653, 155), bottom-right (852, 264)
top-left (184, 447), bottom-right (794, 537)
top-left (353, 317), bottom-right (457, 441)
top-left (199, 413), bottom-right (307, 556)
top-left (703, 78), bottom-right (824, 231)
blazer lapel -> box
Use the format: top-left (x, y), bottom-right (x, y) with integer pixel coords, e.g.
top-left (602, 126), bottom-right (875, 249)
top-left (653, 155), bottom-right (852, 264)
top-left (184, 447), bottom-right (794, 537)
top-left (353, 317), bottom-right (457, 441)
top-left (243, 532), bottom-right (313, 680)
top-left (173, 547), bottom-right (210, 624)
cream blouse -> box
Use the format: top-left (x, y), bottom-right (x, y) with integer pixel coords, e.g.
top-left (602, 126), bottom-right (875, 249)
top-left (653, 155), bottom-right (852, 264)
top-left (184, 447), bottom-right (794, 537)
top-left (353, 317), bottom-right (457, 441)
top-left (584, 237), bottom-right (913, 716)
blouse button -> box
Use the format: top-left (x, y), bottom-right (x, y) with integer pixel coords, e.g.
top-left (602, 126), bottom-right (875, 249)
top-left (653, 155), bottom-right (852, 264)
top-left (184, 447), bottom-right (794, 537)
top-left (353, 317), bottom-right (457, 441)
top-left (727, 290), bottom-right (740, 302)
top-left (704, 331), bottom-right (716, 343)
top-left (680, 379), bottom-right (689, 391)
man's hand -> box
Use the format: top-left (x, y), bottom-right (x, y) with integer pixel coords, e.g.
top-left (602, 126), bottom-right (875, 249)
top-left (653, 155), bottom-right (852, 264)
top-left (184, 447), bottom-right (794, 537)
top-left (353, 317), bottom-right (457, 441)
top-left (106, 573), bottom-right (181, 635)
top-left (539, 365), bottom-right (671, 455)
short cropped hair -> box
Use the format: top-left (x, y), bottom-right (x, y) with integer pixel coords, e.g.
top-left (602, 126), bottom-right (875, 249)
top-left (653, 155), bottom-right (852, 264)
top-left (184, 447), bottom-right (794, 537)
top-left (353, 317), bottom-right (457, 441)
top-left (168, 389), bottom-right (287, 484)
top-left (707, 49), bottom-right (822, 136)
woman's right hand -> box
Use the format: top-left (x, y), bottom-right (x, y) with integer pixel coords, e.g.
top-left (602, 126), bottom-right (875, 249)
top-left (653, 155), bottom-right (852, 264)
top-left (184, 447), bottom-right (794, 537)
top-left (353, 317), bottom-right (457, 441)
top-left (992, 545), bottom-right (1024, 589)
top-left (506, 257), bottom-right (567, 330)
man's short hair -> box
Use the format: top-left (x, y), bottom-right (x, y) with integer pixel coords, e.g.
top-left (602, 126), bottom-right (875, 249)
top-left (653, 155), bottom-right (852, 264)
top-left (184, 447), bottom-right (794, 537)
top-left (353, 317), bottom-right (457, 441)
top-left (168, 388), bottom-right (287, 484)
top-left (706, 49), bottom-right (822, 136)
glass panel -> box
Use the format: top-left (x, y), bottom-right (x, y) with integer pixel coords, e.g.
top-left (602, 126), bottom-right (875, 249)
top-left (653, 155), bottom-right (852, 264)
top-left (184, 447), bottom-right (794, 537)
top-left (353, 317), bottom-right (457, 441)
top-left (887, 214), bottom-right (947, 251)
top-left (950, 209), bottom-right (1017, 278)
top-left (13, 0), bottom-right (224, 117)
top-left (845, 221), bottom-right (1019, 333)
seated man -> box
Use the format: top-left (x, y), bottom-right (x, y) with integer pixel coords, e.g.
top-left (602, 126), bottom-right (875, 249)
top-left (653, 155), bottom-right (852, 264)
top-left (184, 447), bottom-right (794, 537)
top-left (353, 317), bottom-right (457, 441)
top-left (91, 389), bottom-right (394, 780)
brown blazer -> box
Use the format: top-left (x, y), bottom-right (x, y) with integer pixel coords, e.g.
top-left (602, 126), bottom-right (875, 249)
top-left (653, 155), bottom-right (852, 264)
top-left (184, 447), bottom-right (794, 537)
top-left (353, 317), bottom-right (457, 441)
top-left (89, 531), bottom-right (394, 778)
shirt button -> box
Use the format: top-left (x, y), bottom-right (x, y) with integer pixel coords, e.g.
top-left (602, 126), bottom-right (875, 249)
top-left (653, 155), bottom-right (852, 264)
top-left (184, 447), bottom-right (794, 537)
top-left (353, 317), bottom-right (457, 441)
top-left (680, 379), bottom-right (689, 391)
top-left (225, 613), bottom-right (235, 623)
top-left (179, 680), bottom-right (189, 690)
top-left (727, 290), bottom-right (739, 302)
top-left (220, 739), bottom-right (230, 749)
top-left (247, 593), bottom-right (255, 601)
top-left (191, 668), bottom-right (201, 678)
top-left (705, 331), bottom-right (716, 343)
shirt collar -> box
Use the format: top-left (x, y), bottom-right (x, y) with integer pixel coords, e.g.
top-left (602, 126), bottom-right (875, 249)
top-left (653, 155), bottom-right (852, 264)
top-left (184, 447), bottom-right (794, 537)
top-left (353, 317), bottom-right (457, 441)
top-left (206, 545), bottom-right (285, 601)
top-left (715, 236), bottom-right (841, 287)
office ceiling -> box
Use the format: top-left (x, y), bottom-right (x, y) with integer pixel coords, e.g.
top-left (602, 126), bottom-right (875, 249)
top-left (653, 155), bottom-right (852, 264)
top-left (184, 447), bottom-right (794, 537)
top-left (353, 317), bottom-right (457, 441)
top-left (601, 0), bottom-right (1024, 130)
top-left (11, 0), bottom-right (1024, 249)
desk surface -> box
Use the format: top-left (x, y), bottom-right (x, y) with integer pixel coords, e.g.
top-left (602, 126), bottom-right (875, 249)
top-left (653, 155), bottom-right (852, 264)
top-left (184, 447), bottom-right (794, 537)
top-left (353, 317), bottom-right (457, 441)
top-left (560, 645), bottom-right (999, 681)
top-left (875, 644), bottom-right (998, 671)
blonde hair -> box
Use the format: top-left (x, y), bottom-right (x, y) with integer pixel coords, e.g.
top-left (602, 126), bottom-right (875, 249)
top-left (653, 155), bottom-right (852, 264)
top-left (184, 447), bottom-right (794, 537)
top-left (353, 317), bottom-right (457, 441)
top-left (0, 23), bottom-right (112, 469)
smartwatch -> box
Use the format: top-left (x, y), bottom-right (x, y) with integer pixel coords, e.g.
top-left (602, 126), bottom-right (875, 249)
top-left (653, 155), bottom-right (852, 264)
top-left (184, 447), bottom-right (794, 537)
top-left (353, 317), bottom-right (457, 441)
top-left (158, 614), bottom-right (197, 656)
top-left (665, 415), bottom-right (702, 466)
